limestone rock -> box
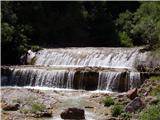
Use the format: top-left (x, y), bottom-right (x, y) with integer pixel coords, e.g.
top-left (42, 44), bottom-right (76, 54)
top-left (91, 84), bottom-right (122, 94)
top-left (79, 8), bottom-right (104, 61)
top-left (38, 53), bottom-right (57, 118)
top-left (125, 97), bottom-right (143, 112)
top-left (60, 107), bottom-right (85, 119)
top-left (127, 88), bottom-right (138, 100)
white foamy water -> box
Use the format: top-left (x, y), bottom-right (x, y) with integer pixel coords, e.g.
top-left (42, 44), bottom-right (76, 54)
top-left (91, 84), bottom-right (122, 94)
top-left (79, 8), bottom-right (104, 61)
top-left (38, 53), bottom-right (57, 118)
top-left (35, 47), bottom-right (148, 69)
top-left (2, 47), bottom-right (148, 91)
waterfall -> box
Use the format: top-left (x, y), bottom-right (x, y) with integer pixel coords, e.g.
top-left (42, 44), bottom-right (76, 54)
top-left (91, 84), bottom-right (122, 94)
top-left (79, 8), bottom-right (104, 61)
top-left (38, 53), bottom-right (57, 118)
top-left (8, 67), bottom-right (75, 88)
top-left (129, 72), bottom-right (141, 89)
top-left (2, 47), bottom-right (148, 92)
top-left (34, 47), bottom-right (147, 69)
top-left (66, 71), bottom-right (75, 89)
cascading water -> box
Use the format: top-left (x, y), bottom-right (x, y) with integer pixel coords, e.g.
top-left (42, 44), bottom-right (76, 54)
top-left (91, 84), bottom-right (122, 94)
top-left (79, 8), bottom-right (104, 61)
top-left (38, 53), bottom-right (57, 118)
top-left (2, 47), bottom-right (149, 92)
top-left (129, 72), bottom-right (141, 89)
top-left (34, 47), bottom-right (147, 69)
top-left (6, 67), bottom-right (75, 88)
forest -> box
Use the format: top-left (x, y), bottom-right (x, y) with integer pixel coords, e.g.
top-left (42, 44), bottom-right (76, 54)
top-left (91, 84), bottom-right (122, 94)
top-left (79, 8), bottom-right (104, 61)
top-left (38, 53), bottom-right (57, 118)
top-left (1, 1), bottom-right (160, 64)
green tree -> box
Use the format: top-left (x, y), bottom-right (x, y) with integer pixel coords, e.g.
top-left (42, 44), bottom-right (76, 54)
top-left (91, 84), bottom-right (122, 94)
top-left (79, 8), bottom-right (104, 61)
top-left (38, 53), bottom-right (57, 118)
top-left (116, 2), bottom-right (160, 49)
top-left (1, 1), bottom-right (32, 64)
top-left (131, 2), bottom-right (160, 49)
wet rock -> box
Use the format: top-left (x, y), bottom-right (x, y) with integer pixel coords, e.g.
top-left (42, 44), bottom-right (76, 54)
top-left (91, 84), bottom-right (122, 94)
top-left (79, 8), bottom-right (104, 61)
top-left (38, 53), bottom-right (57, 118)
top-left (2, 103), bottom-right (20, 111)
top-left (127, 88), bottom-right (138, 100)
top-left (60, 107), bottom-right (85, 119)
top-left (125, 97), bottom-right (143, 112)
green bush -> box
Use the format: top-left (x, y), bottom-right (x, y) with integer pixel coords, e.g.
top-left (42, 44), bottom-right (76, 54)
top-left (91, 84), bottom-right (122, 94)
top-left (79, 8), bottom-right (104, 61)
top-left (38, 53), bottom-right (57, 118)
top-left (139, 104), bottom-right (160, 120)
top-left (103, 96), bottom-right (114, 107)
top-left (121, 112), bottom-right (132, 119)
top-left (31, 45), bottom-right (42, 52)
top-left (31, 102), bottom-right (45, 113)
top-left (111, 105), bottom-right (123, 117)
top-left (118, 31), bottom-right (133, 47)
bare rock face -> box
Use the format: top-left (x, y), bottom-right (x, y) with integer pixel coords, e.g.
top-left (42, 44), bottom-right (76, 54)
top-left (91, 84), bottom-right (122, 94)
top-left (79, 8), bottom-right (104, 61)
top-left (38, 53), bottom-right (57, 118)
top-left (127, 88), bottom-right (138, 100)
top-left (2, 103), bottom-right (20, 111)
top-left (125, 97), bottom-right (143, 112)
top-left (60, 107), bottom-right (85, 119)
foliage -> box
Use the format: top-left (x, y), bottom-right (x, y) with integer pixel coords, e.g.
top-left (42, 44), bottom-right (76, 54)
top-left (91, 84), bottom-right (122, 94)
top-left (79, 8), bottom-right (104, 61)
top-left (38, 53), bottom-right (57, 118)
top-left (1, 2), bottom-right (32, 64)
top-left (151, 85), bottom-right (160, 96)
top-left (103, 96), bottom-right (114, 107)
top-left (118, 31), bottom-right (133, 47)
top-left (149, 75), bottom-right (160, 96)
top-left (31, 102), bottom-right (45, 113)
top-left (150, 76), bottom-right (160, 81)
top-left (111, 105), bottom-right (123, 117)
top-left (30, 45), bottom-right (42, 52)
top-left (139, 103), bottom-right (160, 120)
top-left (20, 98), bottom-right (46, 114)
top-left (121, 112), bottom-right (132, 119)
top-left (116, 2), bottom-right (160, 49)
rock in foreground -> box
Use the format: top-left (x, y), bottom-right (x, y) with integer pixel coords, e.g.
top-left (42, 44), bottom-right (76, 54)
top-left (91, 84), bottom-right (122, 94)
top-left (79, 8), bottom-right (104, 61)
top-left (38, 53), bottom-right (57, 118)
top-left (2, 103), bottom-right (20, 111)
top-left (60, 107), bottom-right (85, 119)
top-left (127, 88), bottom-right (138, 100)
top-left (125, 97), bottom-right (143, 112)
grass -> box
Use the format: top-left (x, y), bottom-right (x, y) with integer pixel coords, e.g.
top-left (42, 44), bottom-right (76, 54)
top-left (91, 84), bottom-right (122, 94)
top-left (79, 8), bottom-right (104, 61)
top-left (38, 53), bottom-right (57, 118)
top-left (150, 84), bottom-right (160, 96)
top-left (139, 103), bottom-right (160, 120)
top-left (149, 75), bottom-right (160, 96)
top-left (150, 76), bottom-right (160, 81)
top-left (20, 98), bottom-right (46, 114)
top-left (121, 112), bottom-right (132, 119)
top-left (31, 102), bottom-right (45, 113)
top-left (139, 75), bottom-right (160, 120)
top-left (111, 105), bottom-right (123, 117)
top-left (103, 96), bottom-right (114, 107)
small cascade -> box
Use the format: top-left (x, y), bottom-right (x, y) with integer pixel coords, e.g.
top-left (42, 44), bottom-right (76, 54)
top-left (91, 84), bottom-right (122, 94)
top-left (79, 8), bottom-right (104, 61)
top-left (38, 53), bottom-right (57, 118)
top-left (66, 71), bottom-right (75, 89)
top-left (129, 72), bottom-right (141, 89)
top-left (34, 47), bottom-right (148, 69)
top-left (7, 67), bottom-right (75, 88)
top-left (98, 72), bottom-right (129, 92)
top-left (2, 66), bottom-right (144, 92)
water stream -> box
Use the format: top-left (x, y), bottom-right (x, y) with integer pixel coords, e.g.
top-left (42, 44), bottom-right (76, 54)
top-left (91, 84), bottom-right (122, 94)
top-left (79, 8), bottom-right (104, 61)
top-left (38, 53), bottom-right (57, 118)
top-left (2, 47), bottom-right (148, 92)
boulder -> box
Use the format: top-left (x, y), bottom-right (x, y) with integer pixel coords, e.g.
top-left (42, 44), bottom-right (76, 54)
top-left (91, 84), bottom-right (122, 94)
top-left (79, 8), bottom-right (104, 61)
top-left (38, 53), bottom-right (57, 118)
top-left (60, 107), bottom-right (85, 119)
top-left (2, 103), bottom-right (19, 111)
top-left (125, 97), bottom-right (143, 112)
top-left (127, 88), bottom-right (138, 100)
